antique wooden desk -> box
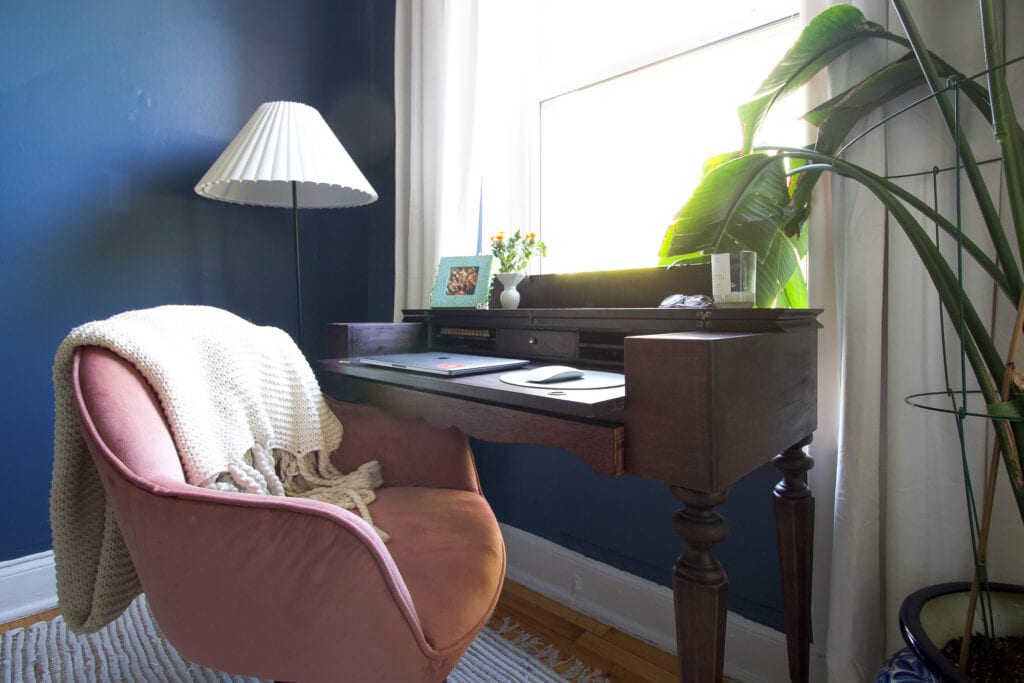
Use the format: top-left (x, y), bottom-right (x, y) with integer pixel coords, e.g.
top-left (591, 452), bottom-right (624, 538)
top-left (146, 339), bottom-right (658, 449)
top-left (317, 297), bottom-right (820, 683)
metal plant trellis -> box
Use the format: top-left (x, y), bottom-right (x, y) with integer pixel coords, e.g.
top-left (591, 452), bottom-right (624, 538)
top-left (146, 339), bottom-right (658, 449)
top-left (891, 57), bottom-right (1024, 668)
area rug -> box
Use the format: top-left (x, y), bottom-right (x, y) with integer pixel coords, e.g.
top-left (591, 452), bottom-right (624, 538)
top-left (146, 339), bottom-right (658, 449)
top-left (1, 596), bottom-right (609, 682)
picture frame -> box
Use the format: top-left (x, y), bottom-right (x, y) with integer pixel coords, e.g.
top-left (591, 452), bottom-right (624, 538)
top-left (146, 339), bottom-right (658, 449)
top-left (429, 255), bottom-right (495, 309)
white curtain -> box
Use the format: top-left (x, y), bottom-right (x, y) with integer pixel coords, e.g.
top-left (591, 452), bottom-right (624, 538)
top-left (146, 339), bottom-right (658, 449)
top-left (807, 1), bottom-right (1024, 680)
top-left (394, 0), bottom-right (482, 320)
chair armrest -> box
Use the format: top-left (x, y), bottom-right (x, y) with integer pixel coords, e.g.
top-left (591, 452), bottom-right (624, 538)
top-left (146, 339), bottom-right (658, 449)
top-left (324, 396), bottom-right (481, 493)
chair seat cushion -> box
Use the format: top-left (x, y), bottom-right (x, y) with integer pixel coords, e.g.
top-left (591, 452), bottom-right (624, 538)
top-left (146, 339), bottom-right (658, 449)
top-left (369, 486), bottom-right (505, 652)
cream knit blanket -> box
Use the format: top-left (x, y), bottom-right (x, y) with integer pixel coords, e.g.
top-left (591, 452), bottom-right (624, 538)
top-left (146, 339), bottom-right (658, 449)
top-left (51, 305), bottom-right (385, 634)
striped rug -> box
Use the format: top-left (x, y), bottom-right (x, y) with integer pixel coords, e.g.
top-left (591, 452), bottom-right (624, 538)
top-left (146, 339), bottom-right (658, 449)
top-left (1, 596), bottom-right (609, 682)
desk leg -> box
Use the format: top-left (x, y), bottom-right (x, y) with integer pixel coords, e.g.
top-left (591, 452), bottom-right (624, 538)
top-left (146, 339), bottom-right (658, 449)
top-left (773, 437), bottom-right (814, 683)
top-left (671, 486), bottom-right (729, 683)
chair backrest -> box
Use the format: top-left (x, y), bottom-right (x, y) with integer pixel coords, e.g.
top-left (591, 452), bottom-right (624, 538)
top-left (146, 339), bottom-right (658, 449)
top-left (73, 346), bottom-right (187, 486)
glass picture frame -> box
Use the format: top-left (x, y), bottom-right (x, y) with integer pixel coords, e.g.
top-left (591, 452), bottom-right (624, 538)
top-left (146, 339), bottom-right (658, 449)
top-left (429, 255), bottom-right (495, 309)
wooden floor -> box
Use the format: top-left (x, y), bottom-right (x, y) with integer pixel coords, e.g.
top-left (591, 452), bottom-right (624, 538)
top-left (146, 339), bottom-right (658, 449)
top-left (0, 605), bottom-right (60, 636)
top-left (2, 581), bottom-right (680, 682)
top-left (489, 580), bottom-right (680, 683)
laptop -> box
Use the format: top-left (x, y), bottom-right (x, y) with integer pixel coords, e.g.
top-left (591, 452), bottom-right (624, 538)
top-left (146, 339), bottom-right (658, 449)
top-left (360, 351), bottom-right (529, 377)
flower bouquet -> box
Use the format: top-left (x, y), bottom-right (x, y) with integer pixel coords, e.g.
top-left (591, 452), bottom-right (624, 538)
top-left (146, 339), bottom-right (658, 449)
top-left (489, 229), bottom-right (547, 274)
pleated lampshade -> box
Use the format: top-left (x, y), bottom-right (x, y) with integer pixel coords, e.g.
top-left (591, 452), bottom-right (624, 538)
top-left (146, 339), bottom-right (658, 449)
top-left (194, 101), bottom-right (378, 208)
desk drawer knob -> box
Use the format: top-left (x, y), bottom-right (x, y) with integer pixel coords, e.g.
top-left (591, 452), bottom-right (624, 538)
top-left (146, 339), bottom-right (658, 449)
top-left (529, 337), bottom-right (538, 345)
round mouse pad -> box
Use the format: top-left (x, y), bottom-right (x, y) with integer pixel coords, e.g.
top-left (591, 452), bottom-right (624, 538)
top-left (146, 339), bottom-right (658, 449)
top-left (499, 368), bottom-right (625, 390)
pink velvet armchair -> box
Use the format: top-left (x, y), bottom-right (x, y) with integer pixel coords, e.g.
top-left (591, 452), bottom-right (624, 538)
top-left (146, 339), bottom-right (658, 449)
top-left (70, 346), bottom-right (505, 682)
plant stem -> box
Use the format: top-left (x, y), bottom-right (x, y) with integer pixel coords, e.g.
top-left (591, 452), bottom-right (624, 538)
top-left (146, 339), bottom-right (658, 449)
top-left (891, 0), bottom-right (1022, 303)
top-left (958, 289), bottom-right (1024, 671)
top-left (980, 0), bottom-right (1024, 268)
top-left (959, 4), bottom-right (1024, 670)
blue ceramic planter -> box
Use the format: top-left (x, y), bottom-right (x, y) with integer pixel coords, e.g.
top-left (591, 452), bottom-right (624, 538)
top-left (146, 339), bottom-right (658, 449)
top-left (876, 647), bottom-right (940, 683)
top-left (876, 582), bottom-right (1024, 682)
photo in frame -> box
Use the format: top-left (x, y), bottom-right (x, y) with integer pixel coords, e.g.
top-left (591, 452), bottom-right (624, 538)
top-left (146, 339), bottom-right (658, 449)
top-left (429, 255), bottom-right (495, 309)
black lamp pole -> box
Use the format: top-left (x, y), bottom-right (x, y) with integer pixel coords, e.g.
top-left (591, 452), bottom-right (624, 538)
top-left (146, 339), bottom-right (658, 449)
top-left (292, 181), bottom-right (303, 348)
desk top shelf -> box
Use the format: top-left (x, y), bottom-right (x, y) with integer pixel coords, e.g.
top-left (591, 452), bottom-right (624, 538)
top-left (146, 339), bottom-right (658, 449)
top-left (319, 357), bottom-right (626, 418)
top-left (334, 307), bottom-right (821, 369)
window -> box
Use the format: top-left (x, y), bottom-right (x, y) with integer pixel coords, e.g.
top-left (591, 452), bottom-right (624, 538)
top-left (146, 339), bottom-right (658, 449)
top-left (475, 1), bottom-right (803, 274)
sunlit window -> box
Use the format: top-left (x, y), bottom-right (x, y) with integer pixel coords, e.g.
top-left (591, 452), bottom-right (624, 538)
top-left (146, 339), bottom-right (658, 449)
top-left (540, 19), bottom-right (803, 273)
top-left (475, 1), bottom-right (803, 275)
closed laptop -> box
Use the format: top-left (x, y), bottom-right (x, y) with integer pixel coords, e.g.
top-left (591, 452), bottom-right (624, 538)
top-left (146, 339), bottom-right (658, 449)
top-left (360, 352), bottom-right (528, 376)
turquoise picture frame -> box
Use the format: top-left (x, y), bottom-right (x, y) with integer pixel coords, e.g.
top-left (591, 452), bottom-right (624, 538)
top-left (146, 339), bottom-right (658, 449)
top-left (429, 255), bottom-right (495, 309)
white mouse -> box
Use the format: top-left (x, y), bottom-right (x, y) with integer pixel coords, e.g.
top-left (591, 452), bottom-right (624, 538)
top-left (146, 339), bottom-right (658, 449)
top-left (524, 365), bottom-right (584, 384)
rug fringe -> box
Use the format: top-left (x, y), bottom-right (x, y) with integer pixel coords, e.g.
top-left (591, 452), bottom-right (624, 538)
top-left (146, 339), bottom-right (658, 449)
top-left (495, 617), bottom-right (611, 683)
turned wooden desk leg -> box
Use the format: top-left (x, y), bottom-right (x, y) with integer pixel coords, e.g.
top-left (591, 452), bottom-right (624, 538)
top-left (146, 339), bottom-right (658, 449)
top-left (773, 437), bottom-right (815, 683)
top-left (671, 486), bottom-right (730, 683)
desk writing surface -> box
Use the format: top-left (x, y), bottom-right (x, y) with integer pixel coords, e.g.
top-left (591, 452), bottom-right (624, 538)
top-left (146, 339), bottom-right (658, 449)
top-left (321, 358), bottom-right (625, 418)
top-left (318, 358), bottom-right (626, 477)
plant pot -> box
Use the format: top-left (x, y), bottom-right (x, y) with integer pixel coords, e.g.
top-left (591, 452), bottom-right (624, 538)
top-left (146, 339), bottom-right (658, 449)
top-left (496, 272), bottom-right (526, 309)
top-left (898, 581), bottom-right (1024, 681)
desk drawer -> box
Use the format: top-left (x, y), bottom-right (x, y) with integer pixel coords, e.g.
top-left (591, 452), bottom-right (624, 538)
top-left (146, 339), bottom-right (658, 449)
top-left (497, 329), bottom-right (577, 359)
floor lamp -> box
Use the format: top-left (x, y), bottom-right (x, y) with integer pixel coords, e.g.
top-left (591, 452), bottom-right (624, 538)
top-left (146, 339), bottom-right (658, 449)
top-left (194, 101), bottom-right (377, 347)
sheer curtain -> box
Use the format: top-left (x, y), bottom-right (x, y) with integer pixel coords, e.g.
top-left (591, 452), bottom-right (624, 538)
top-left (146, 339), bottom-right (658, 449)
top-left (393, 0), bottom-right (482, 320)
top-left (806, 1), bottom-right (1024, 680)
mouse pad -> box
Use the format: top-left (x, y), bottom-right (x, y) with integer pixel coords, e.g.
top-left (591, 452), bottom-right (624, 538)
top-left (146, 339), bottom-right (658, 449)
top-left (499, 369), bottom-right (625, 390)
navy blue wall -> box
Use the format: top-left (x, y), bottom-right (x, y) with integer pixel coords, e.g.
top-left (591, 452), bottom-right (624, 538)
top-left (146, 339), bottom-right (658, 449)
top-left (0, 0), bottom-right (394, 562)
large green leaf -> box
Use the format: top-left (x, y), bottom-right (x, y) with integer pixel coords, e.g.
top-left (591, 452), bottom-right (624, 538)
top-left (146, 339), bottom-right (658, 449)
top-left (660, 154), bottom-right (792, 257)
top-left (659, 154), bottom-right (803, 306)
top-left (702, 151), bottom-right (741, 177)
top-left (738, 4), bottom-right (898, 153)
top-left (758, 228), bottom-right (802, 307)
top-left (807, 54), bottom-right (1000, 157)
top-left (783, 260), bottom-right (809, 308)
top-left (809, 57), bottom-right (926, 154)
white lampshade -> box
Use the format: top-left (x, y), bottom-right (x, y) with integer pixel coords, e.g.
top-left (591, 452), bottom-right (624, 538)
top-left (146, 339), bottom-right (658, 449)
top-left (194, 101), bottom-right (378, 208)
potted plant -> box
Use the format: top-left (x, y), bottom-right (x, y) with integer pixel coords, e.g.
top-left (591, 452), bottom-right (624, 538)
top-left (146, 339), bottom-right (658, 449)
top-left (658, 1), bottom-right (1023, 679)
top-left (489, 228), bottom-right (548, 309)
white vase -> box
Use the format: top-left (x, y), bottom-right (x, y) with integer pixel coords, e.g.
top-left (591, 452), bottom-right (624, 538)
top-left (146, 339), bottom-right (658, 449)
top-left (496, 272), bottom-right (526, 309)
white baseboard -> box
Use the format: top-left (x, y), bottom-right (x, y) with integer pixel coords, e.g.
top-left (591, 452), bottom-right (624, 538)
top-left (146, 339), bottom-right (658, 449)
top-left (500, 523), bottom-right (790, 683)
top-left (0, 550), bottom-right (57, 623)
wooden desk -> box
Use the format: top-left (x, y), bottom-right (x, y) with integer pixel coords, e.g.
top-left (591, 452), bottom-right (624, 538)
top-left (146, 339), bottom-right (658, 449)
top-left (318, 307), bottom-right (820, 683)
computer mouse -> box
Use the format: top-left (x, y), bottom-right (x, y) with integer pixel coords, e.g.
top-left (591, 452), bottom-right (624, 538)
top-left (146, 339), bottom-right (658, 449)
top-left (524, 365), bottom-right (584, 384)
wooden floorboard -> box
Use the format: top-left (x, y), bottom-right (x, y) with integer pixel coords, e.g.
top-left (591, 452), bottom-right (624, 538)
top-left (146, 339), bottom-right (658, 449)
top-left (490, 581), bottom-right (680, 682)
top-left (0, 606), bottom-right (60, 635)
top-left (2, 582), bottom-right (680, 682)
